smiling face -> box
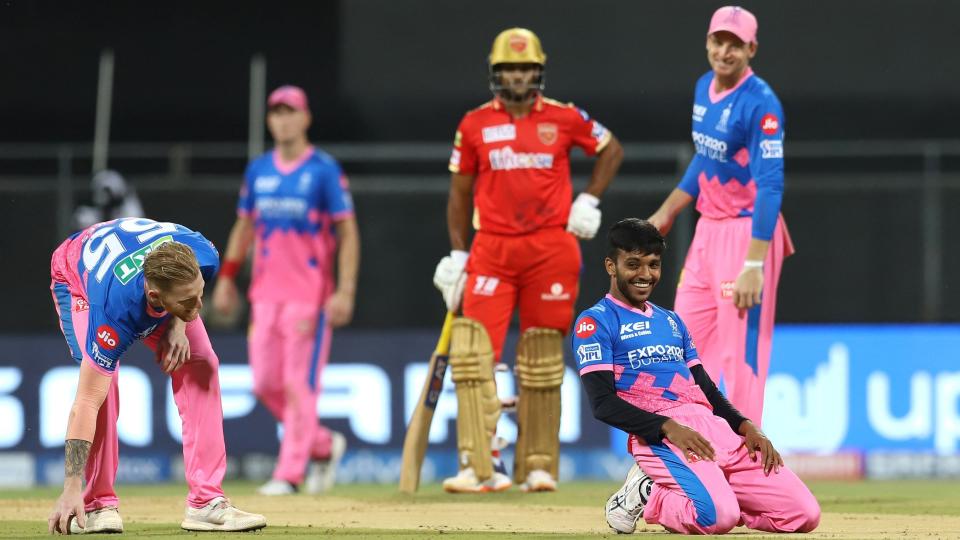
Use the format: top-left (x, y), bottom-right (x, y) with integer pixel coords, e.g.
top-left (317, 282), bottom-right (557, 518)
top-left (706, 30), bottom-right (756, 82)
top-left (606, 249), bottom-right (662, 309)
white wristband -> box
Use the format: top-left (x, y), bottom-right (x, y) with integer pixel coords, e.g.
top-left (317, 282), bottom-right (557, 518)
top-left (450, 250), bottom-right (469, 266)
top-left (743, 260), bottom-right (764, 270)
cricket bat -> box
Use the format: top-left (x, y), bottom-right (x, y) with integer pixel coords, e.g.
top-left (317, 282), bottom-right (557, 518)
top-left (399, 311), bottom-right (455, 493)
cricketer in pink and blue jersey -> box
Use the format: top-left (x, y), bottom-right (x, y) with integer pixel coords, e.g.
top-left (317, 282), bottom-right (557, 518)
top-left (573, 294), bottom-right (710, 414)
top-left (52, 218), bottom-right (220, 374)
top-left (679, 68), bottom-right (784, 241)
top-left (238, 146), bottom-right (354, 304)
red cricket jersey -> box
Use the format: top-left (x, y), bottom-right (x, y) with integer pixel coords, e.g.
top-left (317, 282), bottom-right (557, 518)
top-left (448, 95), bottom-right (612, 235)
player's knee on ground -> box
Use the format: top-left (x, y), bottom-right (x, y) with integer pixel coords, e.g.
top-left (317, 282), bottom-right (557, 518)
top-left (783, 493), bottom-right (821, 533)
top-left (703, 499), bottom-right (741, 535)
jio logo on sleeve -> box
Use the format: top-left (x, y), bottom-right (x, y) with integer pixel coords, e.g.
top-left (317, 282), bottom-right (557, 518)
top-left (96, 325), bottom-right (119, 350)
top-left (575, 317), bottom-right (598, 339)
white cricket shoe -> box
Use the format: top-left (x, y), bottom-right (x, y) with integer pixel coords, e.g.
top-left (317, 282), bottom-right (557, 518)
top-left (442, 466), bottom-right (512, 493)
top-left (605, 463), bottom-right (653, 534)
top-left (181, 496), bottom-right (267, 532)
top-left (69, 505), bottom-right (123, 534)
top-left (257, 479), bottom-right (298, 496)
top-left (305, 430), bottom-right (347, 494)
top-left (520, 469), bottom-right (557, 492)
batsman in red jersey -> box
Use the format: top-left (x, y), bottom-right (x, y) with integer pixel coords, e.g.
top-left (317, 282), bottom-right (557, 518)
top-left (434, 27), bottom-right (623, 493)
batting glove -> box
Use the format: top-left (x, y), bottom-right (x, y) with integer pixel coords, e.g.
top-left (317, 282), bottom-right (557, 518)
top-left (433, 250), bottom-right (469, 312)
top-left (566, 193), bottom-right (602, 239)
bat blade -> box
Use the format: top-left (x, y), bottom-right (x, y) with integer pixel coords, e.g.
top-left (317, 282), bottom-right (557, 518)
top-left (398, 311), bottom-right (455, 493)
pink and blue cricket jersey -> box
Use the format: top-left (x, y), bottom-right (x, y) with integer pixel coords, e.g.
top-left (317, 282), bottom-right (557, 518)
top-left (674, 69), bottom-right (795, 425)
top-left (238, 146), bottom-right (354, 304)
top-left (49, 218), bottom-right (228, 511)
top-left (678, 68), bottom-right (784, 241)
top-left (573, 294), bottom-right (708, 414)
top-left (573, 295), bottom-right (819, 534)
top-left (51, 218), bottom-right (220, 374)
top-left (237, 146), bottom-right (353, 484)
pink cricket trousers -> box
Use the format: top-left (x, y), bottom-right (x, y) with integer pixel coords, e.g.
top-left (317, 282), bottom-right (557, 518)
top-left (675, 216), bottom-right (794, 425)
top-left (50, 281), bottom-right (226, 511)
top-left (248, 302), bottom-right (333, 485)
top-left (632, 404), bottom-right (820, 534)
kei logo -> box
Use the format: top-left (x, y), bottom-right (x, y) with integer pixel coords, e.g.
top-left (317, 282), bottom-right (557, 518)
top-left (96, 325), bottom-right (119, 350)
top-left (575, 317), bottom-right (598, 338)
top-left (760, 113), bottom-right (780, 135)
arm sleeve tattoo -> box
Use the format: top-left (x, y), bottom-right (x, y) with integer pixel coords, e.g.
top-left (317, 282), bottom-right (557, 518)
top-left (65, 439), bottom-right (92, 478)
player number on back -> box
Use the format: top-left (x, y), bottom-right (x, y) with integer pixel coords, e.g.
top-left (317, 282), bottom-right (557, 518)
top-left (82, 219), bottom-right (178, 283)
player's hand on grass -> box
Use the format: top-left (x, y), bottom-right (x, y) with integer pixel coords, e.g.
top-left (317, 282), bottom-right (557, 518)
top-left (740, 421), bottom-right (783, 475)
top-left (662, 419), bottom-right (715, 462)
top-left (157, 323), bottom-right (190, 374)
top-left (734, 265), bottom-right (763, 310)
top-left (48, 488), bottom-right (85, 534)
top-left (212, 278), bottom-right (240, 316)
top-left (325, 289), bottom-right (355, 328)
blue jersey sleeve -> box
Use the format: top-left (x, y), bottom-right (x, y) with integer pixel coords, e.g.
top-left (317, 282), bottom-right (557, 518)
top-left (572, 311), bottom-right (614, 374)
top-left (676, 153), bottom-right (705, 198)
top-left (237, 161), bottom-right (256, 216)
top-left (85, 307), bottom-right (133, 373)
top-left (320, 163), bottom-right (355, 220)
top-left (675, 313), bottom-right (701, 368)
top-left (746, 88), bottom-right (785, 241)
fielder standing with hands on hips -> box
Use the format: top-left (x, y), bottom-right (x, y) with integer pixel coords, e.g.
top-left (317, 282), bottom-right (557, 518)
top-left (647, 6), bottom-right (793, 425)
top-left (433, 28), bottom-right (623, 493)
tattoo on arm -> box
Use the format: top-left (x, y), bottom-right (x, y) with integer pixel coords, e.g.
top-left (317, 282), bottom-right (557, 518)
top-left (65, 439), bottom-right (91, 478)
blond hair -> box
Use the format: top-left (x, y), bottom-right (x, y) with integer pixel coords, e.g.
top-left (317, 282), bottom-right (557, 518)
top-left (143, 241), bottom-right (200, 290)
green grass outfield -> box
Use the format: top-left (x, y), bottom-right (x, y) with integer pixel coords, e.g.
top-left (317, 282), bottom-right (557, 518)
top-left (1, 480), bottom-right (957, 538)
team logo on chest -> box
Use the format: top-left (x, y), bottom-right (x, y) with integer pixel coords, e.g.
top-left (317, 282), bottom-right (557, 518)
top-left (537, 122), bottom-right (558, 145)
top-left (298, 172), bottom-right (312, 193)
top-left (716, 103), bottom-right (733, 133)
top-left (666, 316), bottom-right (682, 338)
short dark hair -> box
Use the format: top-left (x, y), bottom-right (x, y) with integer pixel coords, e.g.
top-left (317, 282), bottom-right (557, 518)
top-left (607, 218), bottom-right (666, 260)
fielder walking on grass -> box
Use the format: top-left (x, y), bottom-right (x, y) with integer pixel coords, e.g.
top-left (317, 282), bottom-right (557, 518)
top-left (575, 218), bottom-right (819, 534)
top-left (213, 85), bottom-right (359, 496)
top-left (47, 218), bottom-right (266, 534)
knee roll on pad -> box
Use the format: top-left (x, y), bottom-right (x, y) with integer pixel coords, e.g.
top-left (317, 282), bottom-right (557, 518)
top-left (513, 327), bottom-right (564, 483)
top-left (449, 317), bottom-right (500, 481)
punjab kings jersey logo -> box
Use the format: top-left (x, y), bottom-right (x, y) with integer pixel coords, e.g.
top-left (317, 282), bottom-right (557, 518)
top-left (537, 123), bottom-right (558, 145)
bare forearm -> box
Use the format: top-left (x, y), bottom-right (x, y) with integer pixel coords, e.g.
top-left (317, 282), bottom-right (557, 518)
top-left (335, 219), bottom-right (360, 295)
top-left (655, 189), bottom-right (695, 219)
top-left (223, 217), bottom-right (254, 263)
top-left (583, 136), bottom-right (623, 198)
top-left (447, 174), bottom-right (474, 251)
top-left (744, 238), bottom-right (770, 262)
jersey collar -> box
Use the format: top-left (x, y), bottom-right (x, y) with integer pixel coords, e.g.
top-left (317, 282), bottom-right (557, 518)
top-left (492, 94), bottom-right (544, 113)
top-left (605, 293), bottom-right (654, 317)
